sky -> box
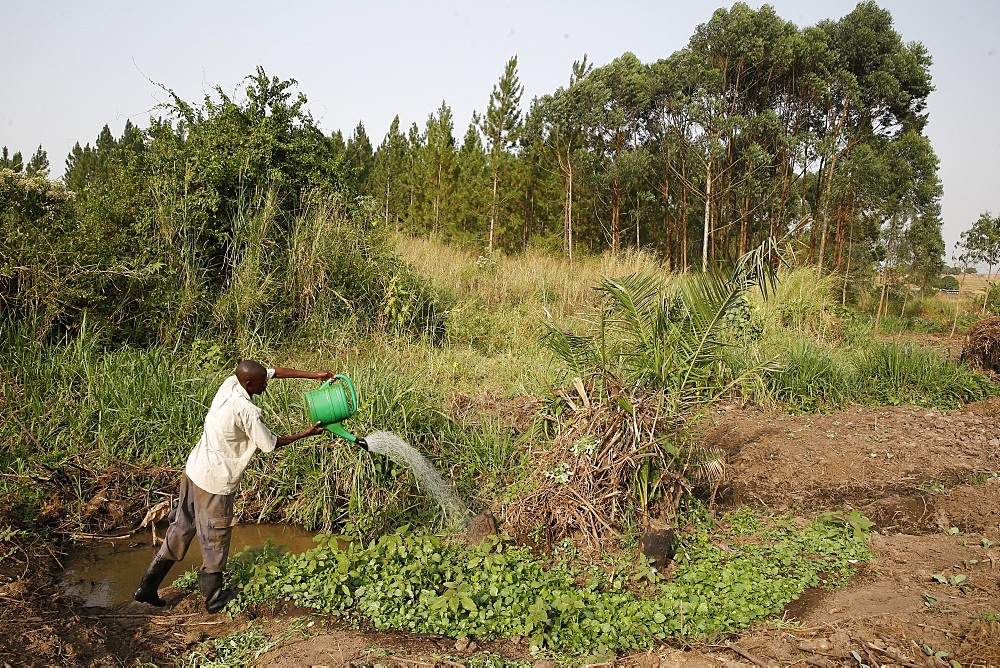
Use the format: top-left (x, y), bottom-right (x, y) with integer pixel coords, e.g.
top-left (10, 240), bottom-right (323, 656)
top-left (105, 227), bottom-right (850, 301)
top-left (4, 0), bottom-right (999, 261)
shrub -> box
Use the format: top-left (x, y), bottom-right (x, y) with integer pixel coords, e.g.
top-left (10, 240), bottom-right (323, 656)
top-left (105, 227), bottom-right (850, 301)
top-left (935, 275), bottom-right (960, 291)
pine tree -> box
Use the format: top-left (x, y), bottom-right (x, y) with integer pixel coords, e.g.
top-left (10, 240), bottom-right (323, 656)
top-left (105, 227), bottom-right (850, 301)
top-left (25, 145), bottom-right (49, 176)
top-left (480, 56), bottom-right (524, 253)
top-left (454, 118), bottom-right (489, 244)
top-left (370, 116), bottom-right (410, 229)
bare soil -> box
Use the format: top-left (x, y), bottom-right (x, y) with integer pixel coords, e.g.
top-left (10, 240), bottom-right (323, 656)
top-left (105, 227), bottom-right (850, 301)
top-left (4, 399), bottom-right (1000, 667)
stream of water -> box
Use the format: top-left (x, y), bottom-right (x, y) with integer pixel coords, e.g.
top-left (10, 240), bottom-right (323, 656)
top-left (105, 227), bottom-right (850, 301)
top-left (364, 430), bottom-right (470, 525)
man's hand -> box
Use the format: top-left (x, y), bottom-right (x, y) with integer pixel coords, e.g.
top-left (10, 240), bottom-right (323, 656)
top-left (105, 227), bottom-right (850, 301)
top-left (315, 370), bottom-right (336, 381)
top-left (277, 422), bottom-right (328, 448)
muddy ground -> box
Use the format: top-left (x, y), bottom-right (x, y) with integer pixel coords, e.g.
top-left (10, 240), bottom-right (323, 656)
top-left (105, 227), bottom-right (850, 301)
top-left (3, 398), bottom-right (1000, 667)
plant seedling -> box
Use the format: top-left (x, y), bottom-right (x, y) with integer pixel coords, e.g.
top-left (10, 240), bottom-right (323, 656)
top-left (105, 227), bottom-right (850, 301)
top-left (932, 572), bottom-right (967, 587)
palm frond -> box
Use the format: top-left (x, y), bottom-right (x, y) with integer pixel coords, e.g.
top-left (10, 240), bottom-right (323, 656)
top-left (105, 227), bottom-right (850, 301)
top-left (542, 322), bottom-right (601, 375)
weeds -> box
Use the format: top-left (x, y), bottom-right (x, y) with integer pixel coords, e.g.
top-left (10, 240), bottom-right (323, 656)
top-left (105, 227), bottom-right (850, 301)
top-left (181, 619), bottom-right (307, 667)
top-left (216, 507), bottom-right (871, 657)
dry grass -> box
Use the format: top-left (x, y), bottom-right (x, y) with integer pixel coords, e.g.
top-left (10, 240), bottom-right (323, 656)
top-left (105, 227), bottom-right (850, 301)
top-left (961, 315), bottom-right (1000, 373)
top-left (498, 376), bottom-right (722, 554)
top-left (396, 234), bottom-right (661, 317)
top-left (951, 273), bottom-right (997, 294)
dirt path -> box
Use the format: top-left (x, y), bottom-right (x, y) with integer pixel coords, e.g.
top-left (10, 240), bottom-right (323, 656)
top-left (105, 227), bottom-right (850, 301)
top-left (4, 400), bottom-right (1000, 666)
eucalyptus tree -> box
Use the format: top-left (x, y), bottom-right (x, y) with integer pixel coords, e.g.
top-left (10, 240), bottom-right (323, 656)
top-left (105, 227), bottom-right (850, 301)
top-left (480, 56), bottom-right (524, 253)
top-left (812, 2), bottom-right (933, 276)
top-left (959, 211), bottom-right (1000, 314)
top-left (533, 56), bottom-right (599, 262)
top-left (959, 212), bottom-right (1000, 279)
top-left (871, 131), bottom-right (943, 324)
top-left (589, 52), bottom-right (653, 255)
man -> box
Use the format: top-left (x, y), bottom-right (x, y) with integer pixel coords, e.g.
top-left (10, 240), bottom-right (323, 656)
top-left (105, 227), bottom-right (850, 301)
top-left (133, 360), bottom-right (335, 613)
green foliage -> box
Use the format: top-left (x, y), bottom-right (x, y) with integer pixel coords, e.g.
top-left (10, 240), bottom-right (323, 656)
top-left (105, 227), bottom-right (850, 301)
top-left (853, 341), bottom-right (996, 408)
top-left (221, 509), bottom-right (870, 656)
top-left (0, 169), bottom-right (79, 329)
top-left (934, 275), bottom-right (960, 291)
top-left (544, 241), bottom-right (780, 411)
top-left (764, 338), bottom-right (850, 412)
top-left (959, 212), bottom-right (1000, 275)
top-left (181, 619), bottom-right (305, 667)
top-left (757, 336), bottom-right (997, 411)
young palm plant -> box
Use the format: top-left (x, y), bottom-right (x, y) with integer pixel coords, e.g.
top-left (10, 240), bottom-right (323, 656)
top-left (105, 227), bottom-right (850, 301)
top-left (544, 239), bottom-right (780, 411)
top-left (522, 241), bottom-right (783, 541)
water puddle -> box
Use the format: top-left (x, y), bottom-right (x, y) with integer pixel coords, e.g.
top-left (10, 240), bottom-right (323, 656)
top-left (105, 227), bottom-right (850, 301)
top-left (61, 523), bottom-right (318, 608)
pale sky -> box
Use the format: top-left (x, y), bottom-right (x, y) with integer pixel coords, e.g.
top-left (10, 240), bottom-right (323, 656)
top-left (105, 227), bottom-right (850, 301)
top-left (3, 1), bottom-right (998, 260)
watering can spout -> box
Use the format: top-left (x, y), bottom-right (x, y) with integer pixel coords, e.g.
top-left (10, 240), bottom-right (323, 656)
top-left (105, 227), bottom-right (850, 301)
top-left (326, 420), bottom-right (362, 445)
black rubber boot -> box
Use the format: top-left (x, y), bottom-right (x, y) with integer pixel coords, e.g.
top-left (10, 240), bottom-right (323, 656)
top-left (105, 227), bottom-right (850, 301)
top-left (133, 555), bottom-right (175, 606)
top-left (198, 571), bottom-right (240, 614)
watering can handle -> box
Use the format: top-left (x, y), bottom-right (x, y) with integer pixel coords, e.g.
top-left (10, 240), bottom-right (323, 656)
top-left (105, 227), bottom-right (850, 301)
top-left (334, 373), bottom-right (358, 414)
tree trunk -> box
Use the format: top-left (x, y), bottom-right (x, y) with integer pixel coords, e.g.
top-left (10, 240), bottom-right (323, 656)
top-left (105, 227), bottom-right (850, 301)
top-left (842, 219), bottom-right (853, 307)
top-left (681, 153), bottom-right (688, 272)
top-left (739, 194), bottom-right (749, 257)
top-left (611, 179), bottom-right (621, 256)
top-left (488, 170), bottom-right (499, 253)
top-left (875, 214), bottom-right (898, 329)
top-left (661, 157), bottom-right (672, 269)
top-left (557, 147), bottom-right (574, 265)
top-left (982, 265), bottom-right (994, 316)
top-left (702, 157), bottom-right (712, 272)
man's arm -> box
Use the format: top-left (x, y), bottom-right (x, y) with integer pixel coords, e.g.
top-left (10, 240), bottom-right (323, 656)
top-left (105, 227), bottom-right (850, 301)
top-left (272, 367), bottom-right (336, 381)
top-left (275, 422), bottom-right (327, 449)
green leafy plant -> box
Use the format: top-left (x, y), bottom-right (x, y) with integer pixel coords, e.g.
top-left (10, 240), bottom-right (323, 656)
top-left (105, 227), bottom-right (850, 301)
top-left (932, 572), bottom-right (967, 588)
top-left (217, 508), bottom-right (871, 657)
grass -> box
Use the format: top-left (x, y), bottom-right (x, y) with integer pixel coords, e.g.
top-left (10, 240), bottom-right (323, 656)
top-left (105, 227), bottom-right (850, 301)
top-left (3, 244), bottom-right (998, 539)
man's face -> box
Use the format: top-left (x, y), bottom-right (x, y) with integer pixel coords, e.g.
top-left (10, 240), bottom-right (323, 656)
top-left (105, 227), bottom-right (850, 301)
top-left (245, 376), bottom-right (269, 396)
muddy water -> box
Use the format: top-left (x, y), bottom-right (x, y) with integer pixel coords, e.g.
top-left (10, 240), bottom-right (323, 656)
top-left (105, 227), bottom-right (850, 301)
top-left (61, 524), bottom-right (318, 608)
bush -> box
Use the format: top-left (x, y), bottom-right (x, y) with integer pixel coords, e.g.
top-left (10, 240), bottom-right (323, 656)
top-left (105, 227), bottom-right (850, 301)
top-left (935, 275), bottom-right (960, 291)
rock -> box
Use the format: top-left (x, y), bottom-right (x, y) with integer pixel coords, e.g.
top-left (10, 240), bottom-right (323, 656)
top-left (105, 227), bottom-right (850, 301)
top-left (467, 641), bottom-right (478, 652)
top-left (640, 519), bottom-right (675, 568)
top-left (455, 636), bottom-right (470, 652)
top-left (462, 511), bottom-right (497, 545)
top-left (828, 629), bottom-right (852, 658)
top-left (533, 661), bottom-right (556, 668)
top-left (798, 638), bottom-right (834, 652)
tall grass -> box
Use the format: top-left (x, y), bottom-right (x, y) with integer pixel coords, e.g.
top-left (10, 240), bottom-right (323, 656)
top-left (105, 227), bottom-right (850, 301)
top-left (397, 235), bottom-right (660, 315)
top-left (2, 314), bottom-right (533, 534)
top-left (5, 236), bottom-right (998, 538)
top-left (731, 267), bottom-right (998, 411)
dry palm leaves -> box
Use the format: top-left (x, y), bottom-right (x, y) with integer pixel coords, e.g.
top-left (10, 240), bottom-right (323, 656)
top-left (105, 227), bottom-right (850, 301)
top-left (499, 376), bottom-right (727, 554)
top-left (961, 316), bottom-right (1000, 373)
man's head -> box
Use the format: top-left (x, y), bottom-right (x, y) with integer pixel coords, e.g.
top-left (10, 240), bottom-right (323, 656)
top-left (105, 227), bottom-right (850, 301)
top-left (235, 360), bottom-right (269, 396)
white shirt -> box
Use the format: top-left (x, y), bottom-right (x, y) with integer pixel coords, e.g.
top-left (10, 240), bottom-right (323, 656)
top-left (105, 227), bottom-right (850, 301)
top-left (185, 369), bottom-right (278, 495)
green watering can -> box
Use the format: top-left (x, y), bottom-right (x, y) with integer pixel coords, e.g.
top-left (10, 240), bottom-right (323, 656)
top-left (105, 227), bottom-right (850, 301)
top-left (304, 374), bottom-right (365, 447)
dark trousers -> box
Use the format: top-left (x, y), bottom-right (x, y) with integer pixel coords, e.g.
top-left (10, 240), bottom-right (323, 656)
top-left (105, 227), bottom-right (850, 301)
top-left (156, 473), bottom-right (235, 573)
